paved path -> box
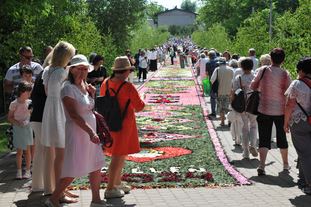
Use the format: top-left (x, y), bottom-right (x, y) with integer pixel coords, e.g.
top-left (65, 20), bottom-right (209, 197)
top-left (0, 64), bottom-right (311, 207)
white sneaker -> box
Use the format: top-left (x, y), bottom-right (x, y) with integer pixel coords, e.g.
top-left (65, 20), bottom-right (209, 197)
top-left (116, 182), bottom-right (131, 194)
top-left (16, 170), bottom-right (22, 180)
top-left (23, 170), bottom-right (31, 179)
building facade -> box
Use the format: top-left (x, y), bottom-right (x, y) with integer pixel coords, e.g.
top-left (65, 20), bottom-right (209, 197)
top-left (156, 8), bottom-right (196, 27)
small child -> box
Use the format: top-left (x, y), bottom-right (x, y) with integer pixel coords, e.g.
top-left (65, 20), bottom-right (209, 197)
top-left (8, 81), bottom-right (33, 179)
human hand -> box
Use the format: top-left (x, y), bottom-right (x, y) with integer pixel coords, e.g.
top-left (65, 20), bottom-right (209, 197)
top-left (90, 133), bottom-right (100, 144)
top-left (86, 84), bottom-right (96, 97)
top-left (283, 124), bottom-right (290, 133)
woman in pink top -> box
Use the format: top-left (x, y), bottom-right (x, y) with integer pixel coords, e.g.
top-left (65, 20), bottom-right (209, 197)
top-left (250, 48), bottom-right (291, 176)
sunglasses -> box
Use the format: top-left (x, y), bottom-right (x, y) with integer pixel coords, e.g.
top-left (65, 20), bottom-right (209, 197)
top-left (22, 54), bottom-right (34, 60)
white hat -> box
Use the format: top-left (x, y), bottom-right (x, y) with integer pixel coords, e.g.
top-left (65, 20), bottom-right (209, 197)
top-left (69, 54), bottom-right (93, 72)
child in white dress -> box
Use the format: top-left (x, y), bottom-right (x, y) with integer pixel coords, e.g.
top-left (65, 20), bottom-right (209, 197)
top-left (7, 81), bottom-right (33, 179)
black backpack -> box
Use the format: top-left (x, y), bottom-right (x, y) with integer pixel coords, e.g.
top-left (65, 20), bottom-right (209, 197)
top-left (95, 80), bottom-right (130, 132)
top-left (231, 76), bottom-right (245, 113)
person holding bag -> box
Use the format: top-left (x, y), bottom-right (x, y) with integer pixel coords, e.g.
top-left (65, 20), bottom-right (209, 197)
top-left (250, 48), bottom-right (291, 176)
top-left (284, 57), bottom-right (311, 195)
top-left (46, 54), bottom-right (105, 207)
top-left (232, 58), bottom-right (258, 159)
top-left (99, 56), bottom-right (145, 199)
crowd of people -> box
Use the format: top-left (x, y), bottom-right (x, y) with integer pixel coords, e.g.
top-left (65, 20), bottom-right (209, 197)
top-left (185, 44), bottom-right (311, 195)
top-left (3, 42), bottom-right (145, 206)
top-left (2, 37), bottom-right (311, 207)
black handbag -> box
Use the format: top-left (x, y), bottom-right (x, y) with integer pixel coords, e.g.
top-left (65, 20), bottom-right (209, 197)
top-left (231, 76), bottom-right (245, 113)
top-left (211, 70), bottom-right (219, 93)
top-left (245, 67), bottom-right (267, 115)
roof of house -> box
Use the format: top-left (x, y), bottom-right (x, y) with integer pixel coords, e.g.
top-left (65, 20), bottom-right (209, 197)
top-left (157, 8), bottom-right (197, 16)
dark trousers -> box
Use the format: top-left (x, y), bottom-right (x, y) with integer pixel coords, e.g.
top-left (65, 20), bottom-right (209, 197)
top-left (257, 113), bottom-right (288, 149)
top-left (170, 56), bottom-right (174, 65)
top-left (138, 67), bottom-right (147, 80)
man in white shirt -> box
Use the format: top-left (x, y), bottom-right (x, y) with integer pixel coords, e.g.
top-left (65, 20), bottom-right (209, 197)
top-left (248, 48), bottom-right (258, 71)
top-left (4, 46), bottom-right (43, 94)
top-left (138, 51), bottom-right (148, 82)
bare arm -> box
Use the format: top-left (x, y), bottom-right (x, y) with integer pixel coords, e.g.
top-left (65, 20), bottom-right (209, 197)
top-left (7, 109), bottom-right (22, 126)
top-left (284, 97), bottom-right (296, 133)
top-left (62, 96), bottom-right (100, 144)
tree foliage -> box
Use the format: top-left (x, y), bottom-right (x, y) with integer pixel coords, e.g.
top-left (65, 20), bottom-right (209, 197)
top-left (192, 23), bottom-right (231, 52)
top-left (198, 0), bottom-right (298, 36)
top-left (168, 25), bottom-right (196, 37)
top-left (145, 2), bottom-right (165, 22)
top-left (181, 0), bottom-right (197, 13)
top-left (231, 9), bottom-right (273, 57)
top-left (0, 0), bottom-right (104, 73)
top-left (273, 0), bottom-right (311, 76)
top-left (130, 23), bottom-right (169, 53)
top-left (88, 0), bottom-right (147, 52)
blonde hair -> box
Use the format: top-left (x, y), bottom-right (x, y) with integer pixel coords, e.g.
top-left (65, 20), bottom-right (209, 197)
top-left (42, 50), bottom-right (53, 68)
top-left (50, 41), bottom-right (75, 68)
top-left (259, 54), bottom-right (271, 66)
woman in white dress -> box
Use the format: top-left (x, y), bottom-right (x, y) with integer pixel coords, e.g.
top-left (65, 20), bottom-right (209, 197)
top-left (41, 41), bottom-right (76, 198)
top-left (46, 55), bottom-right (104, 207)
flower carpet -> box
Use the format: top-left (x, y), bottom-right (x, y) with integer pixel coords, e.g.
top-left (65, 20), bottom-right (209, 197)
top-left (71, 64), bottom-right (250, 190)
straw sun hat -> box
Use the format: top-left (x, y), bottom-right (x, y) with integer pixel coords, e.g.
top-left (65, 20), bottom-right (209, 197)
top-left (112, 56), bottom-right (135, 71)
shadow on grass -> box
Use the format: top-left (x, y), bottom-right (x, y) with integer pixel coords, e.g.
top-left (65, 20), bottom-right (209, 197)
top-left (249, 171), bottom-right (296, 188)
top-left (289, 195), bottom-right (311, 207)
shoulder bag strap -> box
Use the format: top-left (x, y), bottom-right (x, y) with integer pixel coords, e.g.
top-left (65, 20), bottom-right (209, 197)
top-left (115, 81), bottom-right (127, 96)
top-left (296, 78), bottom-right (311, 116)
top-left (113, 80), bottom-right (131, 120)
top-left (105, 79), bottom-right (111, 96)
top-left (299, 78), bottom-right (311, 89)
top-left (239, 76), bottom-right (243, 89)
top-left (259, 67), bottom-right (267, 81)
top-left (296, 101), bottom-right (309, 116)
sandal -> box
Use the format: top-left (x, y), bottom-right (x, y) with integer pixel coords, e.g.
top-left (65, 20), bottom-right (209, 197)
top-left (64, 190), bottom-right (79, 198)
top-left (59, 195), bottom-right (78, 204)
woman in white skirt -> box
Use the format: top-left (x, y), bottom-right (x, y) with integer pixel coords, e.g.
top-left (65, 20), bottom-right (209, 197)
top-left (46, 55), bottom-right (104, 207)
top-left (41, 41), bottom-right (76, 199)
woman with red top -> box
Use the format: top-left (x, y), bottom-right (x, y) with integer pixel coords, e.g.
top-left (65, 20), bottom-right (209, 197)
top-left (99, 56), bottom-right (145, 199)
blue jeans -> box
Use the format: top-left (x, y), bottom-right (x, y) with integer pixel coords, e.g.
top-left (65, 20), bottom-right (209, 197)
top-left (210, 91), bottom-right (217, 115)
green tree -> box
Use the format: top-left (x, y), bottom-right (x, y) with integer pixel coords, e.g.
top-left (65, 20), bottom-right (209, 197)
top-left (130, 22), bottom-right (169, 53)
top-left (88, 0), bottom-right (146, 53)
top-left (198, 0), bottom-right (298, 36)
top-left (145, 2), bottom-right (165, 23)
top-left (0, 0), bottom-right (105, 72)
top-left (273, 0), bottom-right (311, 76)
top-left (181, 0), bottom-right (197, 13)
top-left (231, 9), bottom-right (273, 57)
top-left (192, 23), bottom-right (231, 52)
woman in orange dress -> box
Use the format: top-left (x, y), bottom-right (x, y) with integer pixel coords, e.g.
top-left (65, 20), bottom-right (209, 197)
top-left (99, 56), bottom-right (145, 199)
